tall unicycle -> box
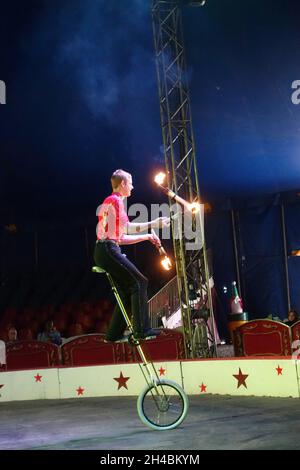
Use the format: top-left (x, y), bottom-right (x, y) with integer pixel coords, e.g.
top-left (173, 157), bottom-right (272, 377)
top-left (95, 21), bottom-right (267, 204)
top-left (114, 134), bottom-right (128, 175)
top-left (92, 266), bottom-right (189, 430)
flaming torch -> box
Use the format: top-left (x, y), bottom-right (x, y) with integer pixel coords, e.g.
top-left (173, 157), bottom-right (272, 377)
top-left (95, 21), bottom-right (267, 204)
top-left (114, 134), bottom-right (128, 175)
top-left (151, 229), bottom-right (172, 271)
top-left (154, 172), bottom-right (201, 213)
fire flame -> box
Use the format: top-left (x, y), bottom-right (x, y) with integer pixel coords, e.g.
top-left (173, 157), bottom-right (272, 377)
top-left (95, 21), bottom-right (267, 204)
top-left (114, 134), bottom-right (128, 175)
top-left (154, 172), bottom-right (167, 186)
top-left (161, 256), bottom-right (172, 271)
top-left (188, 202), bottom-right (201, 214)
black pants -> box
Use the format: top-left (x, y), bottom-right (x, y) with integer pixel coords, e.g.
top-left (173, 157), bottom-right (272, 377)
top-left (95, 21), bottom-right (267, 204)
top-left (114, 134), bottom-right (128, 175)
top-left (94, 240), bottom-right (150, 340)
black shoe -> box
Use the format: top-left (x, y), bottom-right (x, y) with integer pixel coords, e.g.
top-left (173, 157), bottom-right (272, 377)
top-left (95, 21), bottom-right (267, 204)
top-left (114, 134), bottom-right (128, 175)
top-left (134, 328), bottom-right (161, 341)
top-left (104, 335), bottom-right (128, 344)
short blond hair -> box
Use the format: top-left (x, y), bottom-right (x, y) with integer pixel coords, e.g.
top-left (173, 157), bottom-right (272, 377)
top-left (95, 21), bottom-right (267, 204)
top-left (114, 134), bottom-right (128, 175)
top-left (111, 169), bottom-right (131, 190)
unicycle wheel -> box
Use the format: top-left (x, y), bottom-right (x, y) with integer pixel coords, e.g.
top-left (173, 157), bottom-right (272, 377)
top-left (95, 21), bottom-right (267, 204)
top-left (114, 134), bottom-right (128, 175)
top-left (137, 379), bottom-right (189, 431)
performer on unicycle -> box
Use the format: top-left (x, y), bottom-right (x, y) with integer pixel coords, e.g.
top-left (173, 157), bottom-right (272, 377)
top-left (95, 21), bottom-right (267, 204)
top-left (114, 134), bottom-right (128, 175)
top-left (94, 169), bottom-right (169, 343)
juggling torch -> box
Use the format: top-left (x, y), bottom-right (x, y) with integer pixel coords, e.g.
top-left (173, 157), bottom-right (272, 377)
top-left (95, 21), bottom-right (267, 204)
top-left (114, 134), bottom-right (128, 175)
top-left (154, 172), bottom-right (201, 214)
top-left (151, 229), bottom-right (172, 271)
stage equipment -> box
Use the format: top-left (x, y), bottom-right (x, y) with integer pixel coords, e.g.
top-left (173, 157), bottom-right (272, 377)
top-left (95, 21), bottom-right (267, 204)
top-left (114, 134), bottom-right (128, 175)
top-left (179, 0), bottom-right (206, 6)
top-left (152, 0), bottom-right (217, 358)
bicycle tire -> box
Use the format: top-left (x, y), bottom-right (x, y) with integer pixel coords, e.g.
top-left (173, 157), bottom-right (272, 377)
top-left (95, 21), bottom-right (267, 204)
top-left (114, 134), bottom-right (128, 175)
top-left (137, 379), bottom-right (189, 431)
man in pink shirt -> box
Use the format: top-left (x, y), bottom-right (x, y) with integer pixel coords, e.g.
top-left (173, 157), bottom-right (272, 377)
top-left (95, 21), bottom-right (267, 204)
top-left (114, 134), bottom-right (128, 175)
top-left (94, 169), bottom-right (169, 342)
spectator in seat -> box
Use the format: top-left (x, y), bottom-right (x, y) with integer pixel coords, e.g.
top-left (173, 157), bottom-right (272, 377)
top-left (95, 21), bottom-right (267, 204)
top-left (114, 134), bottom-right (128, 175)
top-left (7, 326), bottom-right (18, 344)
top-left (37, 320), bottom-right (62, 346)
top-left (284, 310), bottom-right (299, 327)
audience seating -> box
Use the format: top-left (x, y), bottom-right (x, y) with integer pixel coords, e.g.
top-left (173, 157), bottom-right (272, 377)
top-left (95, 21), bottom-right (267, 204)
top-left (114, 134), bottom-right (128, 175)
top-left (291, 320), bottom-right (300, 342)
top-left (62, 334), bottom-right (119, 366)
top-left (233, 319), bottom-right (292, 356)
top-left (61, 329), bottom-right (185, 367)
top-left (123, 329), bottom-right (185, 363)
top-left (0, 269), bottom-right (186, 369)
top-left (6, 340), bottom-right (61, 370)
top-left (0, 269), bottom-right (113, 337)
top-left (290, 321), bottom-right (300, 357)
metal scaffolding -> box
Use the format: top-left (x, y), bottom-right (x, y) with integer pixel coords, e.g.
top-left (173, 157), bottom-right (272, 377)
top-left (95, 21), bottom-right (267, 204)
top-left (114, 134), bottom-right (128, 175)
top-left (151, 0), bottom-right (217, 358)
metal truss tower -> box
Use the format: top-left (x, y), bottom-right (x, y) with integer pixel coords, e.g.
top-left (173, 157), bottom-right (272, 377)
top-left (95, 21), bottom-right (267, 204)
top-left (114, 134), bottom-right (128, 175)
top-left (152, 0), bottom-right (217, 358)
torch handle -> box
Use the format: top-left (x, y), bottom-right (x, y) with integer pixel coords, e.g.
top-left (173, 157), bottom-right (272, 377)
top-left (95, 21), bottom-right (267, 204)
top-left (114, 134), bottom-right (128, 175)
top-left (151, 228), bottom-right (160, 247)
top-left (151, 229), bottom-right (167, 256)
top-left (150, 228), bottom-right (172, 271)
top-left (159, 186), bottom-right (192, 211)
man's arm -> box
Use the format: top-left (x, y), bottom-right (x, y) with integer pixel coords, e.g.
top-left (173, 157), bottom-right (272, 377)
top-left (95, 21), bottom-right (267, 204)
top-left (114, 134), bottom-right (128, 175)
top-left (126, 222), bottom-right (152, 234)
top-left (126, 217), bottom-right (170, 235)
top-left (119, 233), bottom-right (160, 247)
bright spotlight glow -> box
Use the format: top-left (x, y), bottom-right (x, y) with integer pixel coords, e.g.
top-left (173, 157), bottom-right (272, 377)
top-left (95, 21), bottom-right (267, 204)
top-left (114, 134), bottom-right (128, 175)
top-left (154, 172), bottom-right (166, 186)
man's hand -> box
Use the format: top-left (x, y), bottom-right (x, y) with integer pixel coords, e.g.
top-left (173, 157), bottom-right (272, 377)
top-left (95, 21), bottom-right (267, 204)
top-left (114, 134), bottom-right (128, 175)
top-left (148, 232), bottom-right (161, 248)
top-left (153, 217), bottom-right (170, 229)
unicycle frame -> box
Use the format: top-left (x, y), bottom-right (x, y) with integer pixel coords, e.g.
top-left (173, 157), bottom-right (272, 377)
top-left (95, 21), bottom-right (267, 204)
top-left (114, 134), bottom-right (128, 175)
top-left (93, 265), bottom-right (188, 430)
top-left (106, 272), bottom-right (164, 395)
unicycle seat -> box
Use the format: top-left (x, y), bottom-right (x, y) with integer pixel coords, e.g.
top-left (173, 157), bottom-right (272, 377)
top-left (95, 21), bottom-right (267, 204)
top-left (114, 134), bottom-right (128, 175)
top-left (92, 266), bottom-right (106, 274)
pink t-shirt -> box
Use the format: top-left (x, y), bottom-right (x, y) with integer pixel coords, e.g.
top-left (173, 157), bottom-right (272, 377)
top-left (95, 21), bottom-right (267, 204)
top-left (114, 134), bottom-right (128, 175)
top-left (97, 192), bottom-right (129, 242)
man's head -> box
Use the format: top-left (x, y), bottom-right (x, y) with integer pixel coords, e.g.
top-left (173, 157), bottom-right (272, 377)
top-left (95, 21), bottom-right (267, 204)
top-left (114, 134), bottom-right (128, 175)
top-left (111, 169), bottom-right (133, 198)
top-left (8, 327), bottom-right (17, 342)
top-left (45, 320), bottom-right (54, 332)
top-left (288, 310), bottom-right (298, 322)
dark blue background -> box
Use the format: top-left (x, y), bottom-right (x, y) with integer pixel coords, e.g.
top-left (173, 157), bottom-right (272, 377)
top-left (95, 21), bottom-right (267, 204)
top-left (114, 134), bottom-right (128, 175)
top-left (1, 0), bottom-right (300, 331)
top-left (1, 0), bottom-right (300, 218)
